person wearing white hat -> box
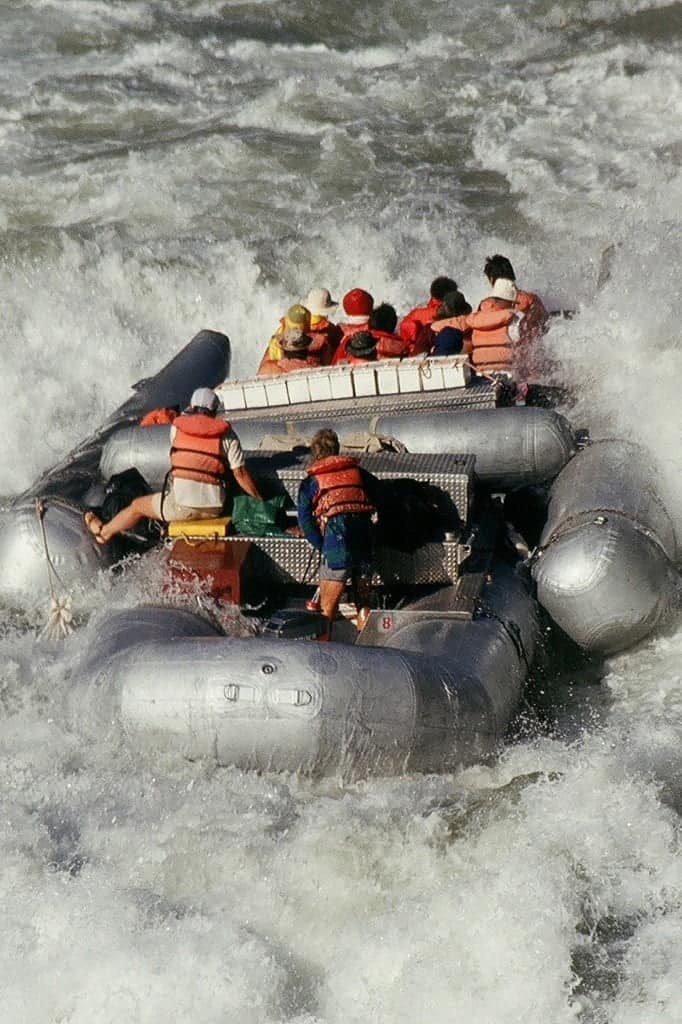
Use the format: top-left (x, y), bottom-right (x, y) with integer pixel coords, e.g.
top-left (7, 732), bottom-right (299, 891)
top-left (84, 387), bottom-right (261, 544)
top-left (303, 287), bottom-right (338, 318)
top-left (483, 253), bottom-right (548, 337)
top-left (490, 278), bottom-right (518, 302)
top-left (301, 287), bottom-right (342, 364)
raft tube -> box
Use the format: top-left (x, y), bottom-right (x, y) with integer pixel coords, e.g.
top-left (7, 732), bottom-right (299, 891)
top-left (100, 407), bottom-right (576, 492)
top-left (0, 330), bottom-right (230, 606)
top-left (531, 439), bottom-right (680, 654)
top-left (67, 564), bottom-right (539, 777)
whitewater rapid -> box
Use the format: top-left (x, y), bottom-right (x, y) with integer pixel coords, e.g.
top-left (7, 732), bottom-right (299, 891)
top-left (1, 1), bottom-right (681, 1021)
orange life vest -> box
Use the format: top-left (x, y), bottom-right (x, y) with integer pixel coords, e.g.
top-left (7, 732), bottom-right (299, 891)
top-left (308, 455), bottom-right (375, 526)
top-left (275, 354), bottom-right (322, 373)
top-left (170, 414), bottom-right (231, 485)
top-left (466, 300), bottom-right (517, 371)
top-left (139, 407), bottom-right (178, 426)
top-left (372, 330), bottom-right (406, 359)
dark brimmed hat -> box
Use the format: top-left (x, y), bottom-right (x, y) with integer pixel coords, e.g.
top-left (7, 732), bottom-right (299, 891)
top-left (281, 328), bottom-right (312, 353)
top-left (346, 331), bottom-right (377, 358)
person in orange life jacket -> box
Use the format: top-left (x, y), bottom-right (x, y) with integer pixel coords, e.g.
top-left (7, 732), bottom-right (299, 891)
top-left (257, 329), bottom-right (322, 376)
top-left (338, 330), bottom-right (378, 364)
top-left (257, 303), bottom-right (311, 374)
top-left (483, 253), bottom-right (548, 336)
top-left (416, 290), bottom-right (472, 355)
top-left (466, 278), bottom-right (523, 373)
top-left (331, 288), bottom-right (374, 365)
top-left (301, 287), bottom-right (342, 364)
top-left (398, 276), bottom-right (458, 349)
top-left (367, 303), bottom-right (406, 358)
top-left (84, 388), bottom-right (261, 544)
top-left (297, 428), bottom-right (379, 638)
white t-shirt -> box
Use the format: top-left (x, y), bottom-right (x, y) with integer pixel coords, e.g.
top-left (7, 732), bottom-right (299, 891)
top-left (169, 422), bottom-right (246, 508)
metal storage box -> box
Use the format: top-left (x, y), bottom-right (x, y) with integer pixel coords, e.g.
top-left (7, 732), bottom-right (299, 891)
top-left (216, 380), bottom-right (247, 410)
top-left (243, 380), bottom-right (269, 408)
top-left (352, 365), bottom-right (377, 396)
top-left (286, 373), bottom-right (311, 404)
top-left (376, 362), bottom-right (400, 394)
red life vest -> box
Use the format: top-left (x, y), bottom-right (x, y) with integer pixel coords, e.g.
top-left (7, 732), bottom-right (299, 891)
top-left (331, 320), bottom-right (371, 365)
top-left (308, 455), bottom-right (375, 526)
top-left (514, 289), bottom-right (548, 341)
top-left (398, 297), bottom-right (440, 344)
top-left (340, 353), bottom-right (377, 365)
top-left (276, 354), bottom-right (322, 373)
top-left (170, 414), bottom-right (231, 485)
top-left (308, 318), bottom-right (343, 364)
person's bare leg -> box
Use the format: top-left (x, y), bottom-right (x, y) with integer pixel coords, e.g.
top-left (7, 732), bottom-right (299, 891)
top-left (352, 574), bottom-right (374, 631)
top-left (319, 579), bottom-right (346, 638)
top-left (89, 494), bottom-right (160, 544)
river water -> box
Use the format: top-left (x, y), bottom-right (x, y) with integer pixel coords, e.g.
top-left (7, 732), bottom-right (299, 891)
top-left (1, 1), bottom-right (681, 1021)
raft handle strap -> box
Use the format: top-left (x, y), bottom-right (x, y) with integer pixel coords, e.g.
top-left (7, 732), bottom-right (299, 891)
top-left (529, 506), bottom-right (670, 568)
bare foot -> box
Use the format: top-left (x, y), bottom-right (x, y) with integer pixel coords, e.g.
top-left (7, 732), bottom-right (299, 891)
top-left (84, 511), bottom-right (108, 545)
top-left (356, 607), bottom-right (371, 631)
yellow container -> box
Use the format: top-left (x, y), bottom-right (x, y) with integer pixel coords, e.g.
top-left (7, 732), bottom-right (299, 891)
top-left (167, 516), bottom-right (232, 539)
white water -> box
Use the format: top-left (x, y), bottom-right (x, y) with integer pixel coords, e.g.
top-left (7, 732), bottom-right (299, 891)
top-left (1, 1), bottom-right (681, 1020)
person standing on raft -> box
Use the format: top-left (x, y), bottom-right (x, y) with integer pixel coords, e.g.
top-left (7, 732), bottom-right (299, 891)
top-left (84, 387), bottom-right (261, 544)
top-left (297, 428), bottom-right (379, 640)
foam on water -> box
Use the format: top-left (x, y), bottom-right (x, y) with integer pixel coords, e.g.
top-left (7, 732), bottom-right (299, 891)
top-left (1, 0), bottom-right (681, 1020)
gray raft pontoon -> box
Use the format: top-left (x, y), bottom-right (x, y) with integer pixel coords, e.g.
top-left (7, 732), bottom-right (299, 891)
top-left (67, 558), bottom-right (539, 777)
top-left (0, 332), bottom-right (679, 776)
top-left (532, 439), bottom-right (680, 654)
top-left (0, 330), bottom-right (231, 605)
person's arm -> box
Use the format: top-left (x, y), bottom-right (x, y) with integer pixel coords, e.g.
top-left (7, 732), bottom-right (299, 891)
top-left (361, 470), bottom-right (381, 517)
top-left (398, 307), bottom-right (421, 343)
top-left (233, 464), bottom-right (262, 500)
top-left (297, 478), bottom-right (323, 550)
top-left (224, 429), bottom-right (262, 499)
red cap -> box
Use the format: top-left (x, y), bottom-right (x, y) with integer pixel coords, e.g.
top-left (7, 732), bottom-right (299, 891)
top-left (342, 288), bottom-right (373, 317)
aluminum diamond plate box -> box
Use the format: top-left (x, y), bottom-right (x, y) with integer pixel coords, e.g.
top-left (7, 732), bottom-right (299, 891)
top-left (224, 535), bottom-right (467, 585)
top-left (228, 379), bottom-right (499, 422)
top-left (246, 450), bottom-right (475, 527)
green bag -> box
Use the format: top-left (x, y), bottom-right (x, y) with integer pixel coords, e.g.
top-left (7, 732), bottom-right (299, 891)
top-left (231, 494), bottom-right (288, 537)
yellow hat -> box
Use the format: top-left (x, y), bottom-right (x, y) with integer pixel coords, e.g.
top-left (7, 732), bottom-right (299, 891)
top-left (284, 303), bottom-right (311, 330)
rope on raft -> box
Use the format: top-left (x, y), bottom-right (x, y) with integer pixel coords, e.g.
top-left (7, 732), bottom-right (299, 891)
top-left (35, 498), bottom-right (74, 639)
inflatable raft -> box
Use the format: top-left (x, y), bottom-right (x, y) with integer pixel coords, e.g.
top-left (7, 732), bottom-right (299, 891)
top-left (0, 330), bottom-right (678, 776)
